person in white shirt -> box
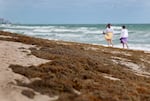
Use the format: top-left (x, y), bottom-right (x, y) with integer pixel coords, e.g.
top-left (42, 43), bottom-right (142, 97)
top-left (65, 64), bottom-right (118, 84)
top-left (103, 24), bottom-right (114, 46)
top-left (120, 25), bottom-right (129, 48)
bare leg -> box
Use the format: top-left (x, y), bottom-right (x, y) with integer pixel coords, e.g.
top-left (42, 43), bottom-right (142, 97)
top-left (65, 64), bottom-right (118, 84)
top-left (106, 39), bottom-right (113, 47)
top-left (106, 39), bottom-right (110, 46)
top-left (126, 43), bottom-right (129, 49)
top-left (122, 43), bottom-right (125, 48)
top-left (110, 40), bottom-right (113, 47)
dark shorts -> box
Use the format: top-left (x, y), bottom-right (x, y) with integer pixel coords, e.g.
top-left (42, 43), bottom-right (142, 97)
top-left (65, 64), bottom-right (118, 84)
top-left (120, 37), bottom-right (128, 43)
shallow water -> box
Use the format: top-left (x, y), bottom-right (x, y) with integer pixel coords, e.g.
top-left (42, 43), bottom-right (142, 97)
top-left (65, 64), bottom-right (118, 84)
top-left (0, 24), bottom-right (150, 51)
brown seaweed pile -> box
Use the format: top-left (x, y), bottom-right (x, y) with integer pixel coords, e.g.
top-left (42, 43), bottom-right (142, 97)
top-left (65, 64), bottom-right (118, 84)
top-left (0, 31), bottom-right (150, 101)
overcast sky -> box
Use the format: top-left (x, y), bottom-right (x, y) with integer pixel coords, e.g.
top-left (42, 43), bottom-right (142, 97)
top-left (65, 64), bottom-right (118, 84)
top-left (1, 0), bottom-right (150, 24)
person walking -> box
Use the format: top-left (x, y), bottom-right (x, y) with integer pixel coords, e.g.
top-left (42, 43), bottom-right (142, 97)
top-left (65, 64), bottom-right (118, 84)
top-left (120, 25), bottom-right (129, 49)
top-left (103, 24), bottom-right (114, 47)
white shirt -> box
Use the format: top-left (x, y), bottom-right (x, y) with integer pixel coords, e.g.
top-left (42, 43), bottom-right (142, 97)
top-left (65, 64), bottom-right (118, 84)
top-left (120, 29), bottom-right (128, 38)
top-left (104, 27), bottom-right (114, 34)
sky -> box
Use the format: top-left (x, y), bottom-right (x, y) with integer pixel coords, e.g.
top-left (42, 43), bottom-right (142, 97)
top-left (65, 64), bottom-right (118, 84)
top-left (1, 0), bottom-right (150, 24)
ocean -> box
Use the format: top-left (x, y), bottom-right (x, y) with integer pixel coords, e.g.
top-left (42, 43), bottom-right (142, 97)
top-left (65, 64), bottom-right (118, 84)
top-left (0, 24), bottom-right (150, 51)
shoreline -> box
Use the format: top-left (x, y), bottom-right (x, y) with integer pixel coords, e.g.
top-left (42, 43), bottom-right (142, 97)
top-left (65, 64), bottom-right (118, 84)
top-left (33, 33), bottom-right (150, 52)
top-left (1, 24), bottom-right (150, 52)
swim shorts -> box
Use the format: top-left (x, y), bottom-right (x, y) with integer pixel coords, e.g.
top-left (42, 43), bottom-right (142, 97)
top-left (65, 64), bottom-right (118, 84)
top-left (120, 37), bottom-right (128, 43)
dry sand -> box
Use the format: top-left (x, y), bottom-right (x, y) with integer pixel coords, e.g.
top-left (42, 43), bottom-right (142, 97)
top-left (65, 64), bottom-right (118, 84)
top-left (0, 40), bottom-right (58, 101)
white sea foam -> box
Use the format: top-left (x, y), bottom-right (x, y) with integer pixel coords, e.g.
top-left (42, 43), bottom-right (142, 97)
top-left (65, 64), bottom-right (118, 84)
top-left (112, 26), bottom-right (122, 30)
top-left (33, 29), bottom-right (52, 33)
top-left (0, 24), bottom-right (55, 30)
top-left (55, 33), bottom-right (81, 37)
top-left (128, 44), bottom-right (150, 51)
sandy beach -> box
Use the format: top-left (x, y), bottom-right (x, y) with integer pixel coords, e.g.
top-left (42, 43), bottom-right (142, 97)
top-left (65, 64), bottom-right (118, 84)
top-left (0, 31), bottom-right (150, 101)
top-left (0, 36), bottom-right (58, 101)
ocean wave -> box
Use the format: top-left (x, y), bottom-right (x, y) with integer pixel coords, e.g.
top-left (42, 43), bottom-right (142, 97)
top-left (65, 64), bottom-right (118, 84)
top-left (0, 24), bottom-right (55, 30)
top-left (112, 26), bottom-right (122, 30)
top-left (129, 44), bottom-right (150, 51)
top-left (0, 24), bottom-right (150, 51)
top-left (33, 29), bottom-right (52, 33)
top-left (32, 27), bottom-right (102, 34)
